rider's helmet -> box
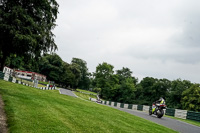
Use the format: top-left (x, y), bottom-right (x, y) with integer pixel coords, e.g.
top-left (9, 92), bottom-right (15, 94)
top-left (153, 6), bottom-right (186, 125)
top-left (159, 97), bottom-right (163, 101)
top-left (159, 97), bottom-right (165, 104)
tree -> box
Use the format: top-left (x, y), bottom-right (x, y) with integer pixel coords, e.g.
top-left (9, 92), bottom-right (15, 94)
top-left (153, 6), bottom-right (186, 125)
top-left (167, 79), bottom-right (192, 109)
top-left (181, 84), bottom-right (200, 112)
top-left (60, 62), bottom-right (75, 88)
top-left (38, 53), bottom-right (63, 83)
top-left (69, 62), bottom-right (81, 89)
top-left (116, 67), bottom-right (132, 83)
top-left (94, 62), bottom-right (118, 99)
top-left (0, 0), bottom-right (59, 71)
top-left (136, 77), bottom-right (170, 105)
top-left (71, 58), bottom-right (90, 90)
top-left (137, 77), bottom-right (157, 105)
top-left (113, 77), bottom-right (136, 103)
top-left (5, 54), bottom-right (40, 72)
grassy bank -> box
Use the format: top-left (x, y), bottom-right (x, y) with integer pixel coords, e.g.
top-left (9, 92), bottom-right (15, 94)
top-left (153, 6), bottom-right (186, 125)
top-left (76, 89), bottom-right (97, 95)
top-left (0, 80), bottom-right (177, 133)
top-left (74, 91), bottom-right (97, 101)
top-left (16, 78), bottom-right (46, 87)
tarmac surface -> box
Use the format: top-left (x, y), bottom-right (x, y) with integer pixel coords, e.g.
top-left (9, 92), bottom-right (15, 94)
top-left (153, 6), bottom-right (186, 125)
top-left (109, 106), bottom-right (200, 133)
top-left (59, 88), bottom-right (78, 97)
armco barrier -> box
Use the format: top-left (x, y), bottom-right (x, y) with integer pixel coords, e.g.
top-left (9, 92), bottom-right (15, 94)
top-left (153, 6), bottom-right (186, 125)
top-left (120, 103), bottom-right (124, 108)
top-left (4, 74), bottom-right (9, 81)
top-left (0, 72), bottom-right (56, 91)
top-left (187, 111), bottom-right (200, 122)
top-left (166, 108), bottom-right (175, 116)
top-left (91, 98), bottom-right (200, 122)
top-left (133, 105), bottom-right (138, 110)
top-left (107, 101), bottom-right (110, 105)
top-left (128, 104), bottom-right (133, 109)
top-left (175, 109), bottom-right (187, 119)
top-left (137, 105), bottom-right (143, 111)
top-left (117, 103), bottom-right (121, 108)
top-left (124, 104), bottom-right (128, 109)
top-left (143, 105), bottom-right (150, 112)
top-left (12, 77), bottom-right (16, 83)
top-left (8, 76), bottom-right (13, 82)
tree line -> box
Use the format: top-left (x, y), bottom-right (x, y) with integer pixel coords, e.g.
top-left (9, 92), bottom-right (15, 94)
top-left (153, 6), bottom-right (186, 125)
top-left (4, 53), bottom-right (200, 112)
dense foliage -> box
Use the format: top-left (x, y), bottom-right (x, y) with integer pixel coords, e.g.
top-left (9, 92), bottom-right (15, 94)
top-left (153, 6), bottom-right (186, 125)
top-left (4, 53), bottom-right (200, 111)
top-left (0, 0), bottom-right (59, 71)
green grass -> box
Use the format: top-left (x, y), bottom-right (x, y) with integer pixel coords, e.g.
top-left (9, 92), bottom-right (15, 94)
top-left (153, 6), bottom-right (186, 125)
top-left (74, 91), bottom-right (97, 101)
top-left (0, 80), bottom-right (177, 133)
top-left (16, 78), bottom-right (46, 87)
top-left (39, 81), bottom-right (49, 85)
top-left (77, 89), bottom-right (97, 95)
top-left (165, 115), bottom-right (200, 127)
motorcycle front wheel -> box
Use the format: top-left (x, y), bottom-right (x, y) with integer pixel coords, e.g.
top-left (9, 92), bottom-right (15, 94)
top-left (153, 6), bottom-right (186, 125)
top-left (157, 109), bottom-right (164, 118)
top-left (149, 110), bottom-right (152, 115)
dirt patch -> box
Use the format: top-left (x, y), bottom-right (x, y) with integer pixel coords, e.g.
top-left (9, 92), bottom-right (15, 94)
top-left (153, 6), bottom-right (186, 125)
top-left (0, 95), bottom-right (8, 133)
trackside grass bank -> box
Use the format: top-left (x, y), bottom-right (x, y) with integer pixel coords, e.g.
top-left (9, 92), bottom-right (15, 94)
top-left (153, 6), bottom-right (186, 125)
top-left (74, 91), bottom-right (97, 101)
top-left (76, 89), bottom-right (97, 95)
top-left (0, 80), bottom-right (177, 133)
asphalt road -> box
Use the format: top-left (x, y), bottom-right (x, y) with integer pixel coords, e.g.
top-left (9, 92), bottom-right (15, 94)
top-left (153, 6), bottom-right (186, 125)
top-left (108, 105), bottom-right (200, 133)
top-left (59, 88), bottom-right (78, 97)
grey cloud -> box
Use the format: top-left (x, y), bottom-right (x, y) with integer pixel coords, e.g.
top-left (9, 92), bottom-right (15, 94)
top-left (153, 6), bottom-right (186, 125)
top-left (53, 0), bottom-right (200, 83)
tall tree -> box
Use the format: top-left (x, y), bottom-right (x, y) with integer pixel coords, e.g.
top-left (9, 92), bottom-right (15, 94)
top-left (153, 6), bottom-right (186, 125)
top-left (69, 62), bottom-right (81, 88)
top-left (135, 77), bottom-right (170, 105)
top-left (0, 0), bottom-right (59, 71)
top-left (116, 67), bottom-right (132, 83)
top-left (167, 79), bottom-right (192, 109)
top-left (71, 58), bottom-right (90, 90)
top-left (94, 62), bottom-right (118, 99)
top-left (181, 84), bottom-right (200, 112)
top-left (38, 53), bottom-right (63, 83)
top-left (113, 77), bottom-right (136, 103)
top-left (60, 62), bottom-right (75, 88)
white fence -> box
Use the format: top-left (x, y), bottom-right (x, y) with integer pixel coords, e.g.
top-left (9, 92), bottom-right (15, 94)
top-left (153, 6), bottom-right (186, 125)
top-left (124, 104), bottom-right (128, 109)
top-left (1, 73), bottom-right (55, 90)
top-left (175, 109), bottom-right (187, 119)
top-left (143, 105), bottom-right (150, 112)
top-left (132, 105), bottom-right (138, 110)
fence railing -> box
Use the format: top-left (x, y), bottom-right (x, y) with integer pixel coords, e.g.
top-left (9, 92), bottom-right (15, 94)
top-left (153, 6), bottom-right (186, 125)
top-left (89, 98), bottom-right (200, 122)
top-left (0, 71), bottom-right (55, 90)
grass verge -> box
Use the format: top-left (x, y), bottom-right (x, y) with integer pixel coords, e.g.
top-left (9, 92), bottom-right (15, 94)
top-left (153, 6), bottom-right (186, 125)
top-left (0, 80), bottom-right (177, 133)
top-left (16, 78), bottom-right (46, 87)
top-left (74, 91), bottom-right (97, 101)
top-left (76, 89), bottom-right (97, 95)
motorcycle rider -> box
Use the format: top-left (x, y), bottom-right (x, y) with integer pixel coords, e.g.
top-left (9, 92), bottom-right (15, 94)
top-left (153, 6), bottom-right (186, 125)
top-left (152, 97), bottom-right (165, 114)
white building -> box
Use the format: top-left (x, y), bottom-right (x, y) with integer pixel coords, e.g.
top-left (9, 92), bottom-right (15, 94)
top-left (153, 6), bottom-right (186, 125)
top-left (3, 66), bottom-right (13, 76)
top-left (3, 66), bottom-right (46, 82)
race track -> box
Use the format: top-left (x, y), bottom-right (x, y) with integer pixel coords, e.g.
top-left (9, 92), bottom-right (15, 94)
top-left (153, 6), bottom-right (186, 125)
top-left (59, 88), bottom-right (78, 97)
top-left (110, 106), bottom-right (200, 133)
top-left (59, 89), bottom-right (200, 133)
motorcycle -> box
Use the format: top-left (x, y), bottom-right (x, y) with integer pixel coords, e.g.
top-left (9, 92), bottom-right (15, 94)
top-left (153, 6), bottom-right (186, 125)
top-left (149, 103), bottom-right (166, 118)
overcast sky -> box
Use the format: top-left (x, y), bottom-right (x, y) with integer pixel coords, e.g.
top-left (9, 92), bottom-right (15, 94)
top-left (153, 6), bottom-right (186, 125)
top-left (53, 0), bottom-right (200, 83)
